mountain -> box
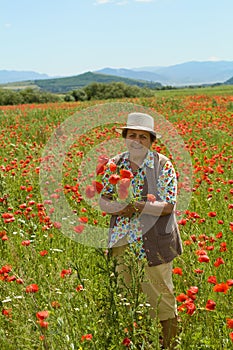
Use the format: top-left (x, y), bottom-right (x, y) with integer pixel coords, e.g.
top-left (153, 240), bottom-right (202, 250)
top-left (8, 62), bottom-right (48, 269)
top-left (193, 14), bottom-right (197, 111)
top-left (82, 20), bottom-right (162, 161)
top-left (0, 72), bottom-right (162, 93)
top-left (95, 68), bottom-right (166, 84)
top-left (224, 76), bottom-right (233, 85)
top-left (34, 71), bottom-right (162, 92)
top-left (98, 61), bottom-right (233, 86)
top-left (0, 70), bottom-right (50, 84)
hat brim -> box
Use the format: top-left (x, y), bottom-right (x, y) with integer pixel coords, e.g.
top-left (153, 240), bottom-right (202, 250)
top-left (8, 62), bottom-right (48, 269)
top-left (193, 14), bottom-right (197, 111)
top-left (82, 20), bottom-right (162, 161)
top-left (115, 126), bottom-right (162, 139)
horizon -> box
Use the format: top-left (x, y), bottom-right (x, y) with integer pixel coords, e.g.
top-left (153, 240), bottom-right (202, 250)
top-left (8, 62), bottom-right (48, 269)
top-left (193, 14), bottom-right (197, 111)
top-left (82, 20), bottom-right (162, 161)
top-left (1, 0), bottom-right (233, 76)
top-left (1, 59), bottom-right (233, 78)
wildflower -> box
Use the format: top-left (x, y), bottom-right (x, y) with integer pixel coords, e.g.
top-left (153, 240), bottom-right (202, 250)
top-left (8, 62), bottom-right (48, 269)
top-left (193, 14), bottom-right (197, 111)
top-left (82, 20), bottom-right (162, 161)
top-left (198, 255), bottom-right (210, 263)
top-left (81, 334), bottom-right (93, 341)
top-left (25, 284), bottom-right (39, 293)
top-left (207, 276), bottom-right (217, 285)
top-left (214, 257), bottom-right (225, 267)
top-left (92, 180), bottom-right (103, 193)
top-left (178, 218), bottom-right (187, 226)
top-left (176, 293), bottom-right (189, 302)
top-left (109, 162), bottom-right (117, 172)
top-left (38, 320), bottom-right (49, 328)
top-left (60, 268), bottom-right (72, 278)
top-left (73, 225), bottom-right (85, 234)
top-left (85, 185), bottom-right (95, 198)
top-left (172, 267), bottom-right (183, 276)
top-left (120, 169), bottom-right (133, 179)
top-left (205, 299), bottom-right (216, 311)
top-left (2, 308), bottom-right (12, 317)
top-left (21, 240), bottom-right (31, 246)
top-left (208, 211), bottom-right (217, 217)
top-left (213, 282), bottom-right (229, 294)
top-left (76, 284), bottom-right (84, 292)
top-left (51, 301), bottom-right (61, 309)
top-left (79, 216), bottom-right (88, 223)
top-left (122, 337), bottom-right (131, 347)
top-left (109, 174), bottom-right (121, 185)
top-left (39, 250), bottom-right (48, 256)
top-left (226, 319), bottom-right (233, 329)
top-left (53, 222), bottom-right (62, 229)
top-left (36, 310), bottom-right (49, 320)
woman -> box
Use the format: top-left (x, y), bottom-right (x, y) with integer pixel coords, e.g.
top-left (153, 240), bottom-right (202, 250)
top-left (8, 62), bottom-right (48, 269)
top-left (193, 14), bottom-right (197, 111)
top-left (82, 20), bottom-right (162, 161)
top-left (99, 112), bottom-right (182, 349)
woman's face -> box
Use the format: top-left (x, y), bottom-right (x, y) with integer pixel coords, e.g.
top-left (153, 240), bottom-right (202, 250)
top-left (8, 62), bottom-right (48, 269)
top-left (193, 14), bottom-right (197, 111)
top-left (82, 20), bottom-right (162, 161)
top-left (125, 129), bottom-right (151, 156)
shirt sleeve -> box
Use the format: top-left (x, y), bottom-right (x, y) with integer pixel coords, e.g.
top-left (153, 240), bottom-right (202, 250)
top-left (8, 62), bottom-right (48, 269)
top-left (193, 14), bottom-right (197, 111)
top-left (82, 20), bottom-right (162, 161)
top-left (157, 160), bottom-right (177, 204)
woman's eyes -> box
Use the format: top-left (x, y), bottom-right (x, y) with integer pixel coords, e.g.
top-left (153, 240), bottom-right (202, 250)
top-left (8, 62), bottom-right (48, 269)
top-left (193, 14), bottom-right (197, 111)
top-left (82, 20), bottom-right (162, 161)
top-left (128, 134), bottom-right (148, 140)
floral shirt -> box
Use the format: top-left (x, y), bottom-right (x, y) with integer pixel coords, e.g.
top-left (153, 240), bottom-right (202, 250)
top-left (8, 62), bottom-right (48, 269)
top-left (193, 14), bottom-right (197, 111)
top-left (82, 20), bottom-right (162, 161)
top-left (101, 150), bottom-right (177, 258)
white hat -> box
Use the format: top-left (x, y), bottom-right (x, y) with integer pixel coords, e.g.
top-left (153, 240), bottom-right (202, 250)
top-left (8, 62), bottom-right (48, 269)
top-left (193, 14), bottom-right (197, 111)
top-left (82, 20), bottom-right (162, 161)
top-left (117, 112), bottom-right (161, 139)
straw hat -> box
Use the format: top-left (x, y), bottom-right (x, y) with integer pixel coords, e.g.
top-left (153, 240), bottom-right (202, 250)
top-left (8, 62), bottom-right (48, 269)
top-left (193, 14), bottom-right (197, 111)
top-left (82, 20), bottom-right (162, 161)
top-left (116, 112), bottom-right (161, 139)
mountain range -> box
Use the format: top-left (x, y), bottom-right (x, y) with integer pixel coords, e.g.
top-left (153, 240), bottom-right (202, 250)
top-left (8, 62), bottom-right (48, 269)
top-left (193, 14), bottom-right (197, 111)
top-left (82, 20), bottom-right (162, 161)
top-left (96, 61), bottom-right (233, 86)
top-left (1, 61), bottom-right (233, 93)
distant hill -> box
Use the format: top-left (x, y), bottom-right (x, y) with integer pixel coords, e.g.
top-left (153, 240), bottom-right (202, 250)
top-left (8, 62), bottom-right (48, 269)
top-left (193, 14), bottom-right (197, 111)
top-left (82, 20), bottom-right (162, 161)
top-left (96, 68), bottom-right (166, 84)
top-left (224, 76), bottom-right (233, 85)
top-left (0, 71), bottom-right (162, 93)
top-left (98, 61), bottom-right (233, 86)
top-left (0, 70), bottom-right (50, 84)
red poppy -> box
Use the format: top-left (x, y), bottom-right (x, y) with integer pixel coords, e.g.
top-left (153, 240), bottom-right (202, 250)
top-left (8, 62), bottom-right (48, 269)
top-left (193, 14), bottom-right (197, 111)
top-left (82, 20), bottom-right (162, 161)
top-left (38, 320), bottom-right (49, 328)
top-left (109, 162), bottom-right (117, 172)
top-left (21, 240), bottom-right (31, 246)
top-left (176, 293), bottom-right (189, 302)
top-left (122, 337), bottom-right (131, 347)
top-left (36, 310), bottom-right (49, 320)
top-left (25, 284), bottom-right (39, 293)
top-left (76, 284), bottom-right (84, 292)
top-left (73, 225), bottom-right (85, 234)
top-left (198, 255), bottom-right (210, 263)
top-left (2, 308), bottom-right (12, 317)
top-left (85, 185), bottom-right (95, 198)
top-left (79, 216), bottom-right (88, 223)
top-left (39, 250), bottom-right (48, 256)
top-left (226, 319), bottom-right (233, 329)
top-left (213, 282), bottom-right (229, 294)
top-left (109, 174), bottom-right (121, 185)
top-left (172, 267), bottom-right (183, 276)
top-left (120, 169), bottom-right (133, 179)
top-left (214, 257), bottom-right (225, 267)
top-left (207, 276), bottom-right (217, 285)
top-left (205, 299), bottom-right (216, 311)
top-left (53, 221), bottom-right (62, 229)
top-left (60, 268), bottom-right (72, 278)
top-left (230, 332), bottom-right (233, 342)
top-left (81, 334), bottom-right (93, 341)
top-left (208, 211), bottom-right (217, 217)
top-left (92, 180), bottom-right (104, 193)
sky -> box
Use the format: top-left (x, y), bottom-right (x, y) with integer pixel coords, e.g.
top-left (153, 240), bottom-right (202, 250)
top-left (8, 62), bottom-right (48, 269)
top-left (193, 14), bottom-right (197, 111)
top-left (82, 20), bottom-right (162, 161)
top-left (1, 0), bottom-right (233, 77)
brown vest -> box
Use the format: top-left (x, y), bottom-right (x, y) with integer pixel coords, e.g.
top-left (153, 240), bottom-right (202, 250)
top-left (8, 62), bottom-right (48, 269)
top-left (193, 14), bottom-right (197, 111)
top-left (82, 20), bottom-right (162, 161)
top-left (109, 152), bottom-right (183, 266)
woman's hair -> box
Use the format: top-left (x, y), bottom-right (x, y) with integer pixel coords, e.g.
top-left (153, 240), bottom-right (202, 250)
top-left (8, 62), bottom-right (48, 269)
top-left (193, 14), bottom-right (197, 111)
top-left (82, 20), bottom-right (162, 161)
top-left (122, 129), bottom-right (156, 143)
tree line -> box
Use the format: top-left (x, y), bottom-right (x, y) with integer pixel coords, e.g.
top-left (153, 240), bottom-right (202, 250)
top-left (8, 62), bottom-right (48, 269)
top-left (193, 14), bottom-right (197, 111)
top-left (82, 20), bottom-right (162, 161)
top-left (0, 81), bottom-right (164, 105)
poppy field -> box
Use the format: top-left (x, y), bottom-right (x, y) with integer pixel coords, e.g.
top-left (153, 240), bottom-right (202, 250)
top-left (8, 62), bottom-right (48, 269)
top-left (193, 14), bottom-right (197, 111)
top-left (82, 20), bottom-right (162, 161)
top-left (0, 92), bottom-right (233, 349)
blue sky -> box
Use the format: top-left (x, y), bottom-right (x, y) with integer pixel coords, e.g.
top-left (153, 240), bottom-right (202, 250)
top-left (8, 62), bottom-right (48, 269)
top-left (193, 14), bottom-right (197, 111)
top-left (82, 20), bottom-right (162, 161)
top-left (1, 0), bottom-right (233, 76)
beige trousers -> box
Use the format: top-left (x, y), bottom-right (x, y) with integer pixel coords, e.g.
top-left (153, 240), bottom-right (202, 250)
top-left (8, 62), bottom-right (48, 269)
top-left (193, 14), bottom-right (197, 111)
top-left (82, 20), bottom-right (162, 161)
top-left (112, 242), bottom-right (177, 321)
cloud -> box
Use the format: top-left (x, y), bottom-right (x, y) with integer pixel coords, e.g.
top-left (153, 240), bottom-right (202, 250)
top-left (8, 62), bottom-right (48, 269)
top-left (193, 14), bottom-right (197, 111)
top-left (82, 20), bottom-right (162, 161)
top-left (134, 0), bottom-right (154, 2)
top-left (4, 23), bottom-right (12, 29)
top-left (208, 56), bottom-right (221, 62)
top-left (95, 0), bottom-right (112, 4)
